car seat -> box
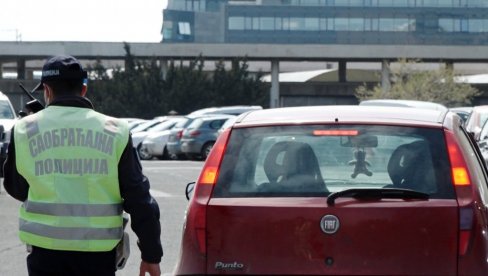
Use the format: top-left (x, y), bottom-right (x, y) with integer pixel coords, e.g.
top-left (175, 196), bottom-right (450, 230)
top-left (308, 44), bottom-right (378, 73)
top-left (260, 141), bottom-right (327, 193)
top-left (387, 140), bottom-right (436, 193)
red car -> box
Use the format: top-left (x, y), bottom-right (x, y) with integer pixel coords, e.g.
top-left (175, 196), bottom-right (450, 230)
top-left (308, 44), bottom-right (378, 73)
top-left (174, 105), bottom-right (488, 275)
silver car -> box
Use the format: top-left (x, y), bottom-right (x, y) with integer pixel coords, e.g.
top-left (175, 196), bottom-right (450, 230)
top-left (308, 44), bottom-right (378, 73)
top-left (180, 114), bottom-right (235, 160)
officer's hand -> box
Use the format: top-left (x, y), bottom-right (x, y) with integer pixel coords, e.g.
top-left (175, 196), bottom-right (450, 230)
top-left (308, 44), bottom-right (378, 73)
top-left (139, 261), bottom-right (161, 276)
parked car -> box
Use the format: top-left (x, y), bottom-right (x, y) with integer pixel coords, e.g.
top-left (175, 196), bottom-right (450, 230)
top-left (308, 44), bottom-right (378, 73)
top-left (359, 99), bottom-right (448, 111)
top-left (174, 105), bottom-right (488, 275)
top-left (167, 116), bottom-right (198, 160)
top-left (450, 106), bottom-right (473, 125)
top-left (0, 91), bottom-right (17, 177)
top-left (188, 105), bottom-right (262, 116)
top-left (132, 117), bottom-right (182, 158)
top-left (216, 115), bottom-right (238, 136)
top-left (465, 105), bottom-right (488, 141)
top-left (180, 114), bottom-right (235, 160)
top-left (130, 117), bottom-right (170, 134)
top-left (127, 119), bottom-right (148, 130)
top-left (139, 117), bottom-right (188, 160)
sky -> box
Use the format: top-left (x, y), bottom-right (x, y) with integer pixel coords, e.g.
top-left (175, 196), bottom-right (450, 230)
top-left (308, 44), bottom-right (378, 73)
top-left (0, 0), bottom-right (168, 42)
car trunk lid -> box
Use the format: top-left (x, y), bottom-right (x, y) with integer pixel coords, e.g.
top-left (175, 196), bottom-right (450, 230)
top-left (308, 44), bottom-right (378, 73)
top-left (206, 197), bottom-right (458, 275)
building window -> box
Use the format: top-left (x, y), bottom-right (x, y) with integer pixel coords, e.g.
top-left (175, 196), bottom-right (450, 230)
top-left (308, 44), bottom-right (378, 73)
top-left (275, 17), bottom-right (283, 30)
top-left (228, 17), bottom-right (245, 30)
top-left (252, 17), bottom-right (260, 30)
top-left (162, 27), bottom-right (173, 39)
top-left (289, 17), bottom-right (305, 30)
top-left (334, 18), bottom-right (348, 31)
top-left (304, 18), bottom-right (320, 31)
top-left (178, 22), bottom-right (191, 35)
top-left (163, 21), bottom-right (173, 39)
top-left (245, 17), bottom-right (253, 29)
top-left (260, 17), bottom-right (275, 30)
top-left (349, 18), bottom-right (364, 31)
top-left (283, 17), bottom-right (290, 30)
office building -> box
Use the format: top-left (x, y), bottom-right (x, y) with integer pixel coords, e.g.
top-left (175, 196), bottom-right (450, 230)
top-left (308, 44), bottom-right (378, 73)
top-left (162, 0), bottom-right (488, 45)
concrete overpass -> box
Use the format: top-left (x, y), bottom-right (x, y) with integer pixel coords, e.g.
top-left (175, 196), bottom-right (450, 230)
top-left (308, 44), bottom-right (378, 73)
top-left (2, 41), bottom-right (488, 61)
top-left (1, 41), bottom-right (488, 110)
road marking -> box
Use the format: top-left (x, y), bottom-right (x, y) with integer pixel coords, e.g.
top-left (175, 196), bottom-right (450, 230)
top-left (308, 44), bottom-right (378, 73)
top-left (150, 189), bottom-right (173, 198)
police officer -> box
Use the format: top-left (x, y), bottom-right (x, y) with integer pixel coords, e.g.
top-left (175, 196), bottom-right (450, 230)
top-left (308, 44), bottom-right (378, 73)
top-left (3, 55), bottom-right (163, 276)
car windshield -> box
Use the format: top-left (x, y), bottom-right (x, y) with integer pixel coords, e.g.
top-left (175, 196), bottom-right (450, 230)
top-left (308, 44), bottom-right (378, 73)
top-left (148, 120), bottom-right (179, 132)
top-left (214, 124), bottom-right (454, 199)
top-left (131, 120), bottom-right (162, 133)
top-left (0, 100), bottom-right (15, 119)
top-left (186, 118), bottom-right (204, 129)
top-left (173, 118), bottom-right (190, 128)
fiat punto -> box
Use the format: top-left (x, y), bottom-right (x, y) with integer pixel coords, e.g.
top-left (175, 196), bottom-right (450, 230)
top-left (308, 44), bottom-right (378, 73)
top-left (175, 105), bottom-right (488, 275)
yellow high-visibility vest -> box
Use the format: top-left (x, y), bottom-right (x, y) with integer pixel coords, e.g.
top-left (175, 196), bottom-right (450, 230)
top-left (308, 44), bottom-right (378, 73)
top-left (14, 105), bottom-right (128, 251)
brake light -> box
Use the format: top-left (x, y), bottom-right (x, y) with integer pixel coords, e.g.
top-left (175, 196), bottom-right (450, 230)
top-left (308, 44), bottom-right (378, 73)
top-left (445, 130), bottom-right (474, 256)
top-left (176, 130), bottom-right (183, 140)
top-left (187, 128), bottom-right (231, 256)
top-left (190, 130), bottom-right (201, 137)
top-left (313, 129), bottom-right (359, 136)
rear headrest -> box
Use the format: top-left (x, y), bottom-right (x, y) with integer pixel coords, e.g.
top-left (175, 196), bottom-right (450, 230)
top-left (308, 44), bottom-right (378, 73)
top-left (387, 140), bottom-right (431, 188)
top-left (263, 141), bottom-right (323, 183)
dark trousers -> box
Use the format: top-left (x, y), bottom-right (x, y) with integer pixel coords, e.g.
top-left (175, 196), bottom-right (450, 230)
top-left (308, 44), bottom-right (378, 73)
top-left (27, 246), bottom-right (116, 276)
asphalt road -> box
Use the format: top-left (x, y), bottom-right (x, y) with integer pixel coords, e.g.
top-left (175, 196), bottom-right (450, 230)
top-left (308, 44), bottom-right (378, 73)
top-left (0, 160), bottom-right (204, 276)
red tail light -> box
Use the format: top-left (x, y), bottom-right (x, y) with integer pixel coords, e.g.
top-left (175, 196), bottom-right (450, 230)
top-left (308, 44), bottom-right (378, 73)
top-left (176, 130), bottom-right (183, 140)
top-left (190, 130), bottom-right (201, 137)
top-left (187, 127), bottom-right (231, 254)
top-left (445, 130), bottom-right (474, 256)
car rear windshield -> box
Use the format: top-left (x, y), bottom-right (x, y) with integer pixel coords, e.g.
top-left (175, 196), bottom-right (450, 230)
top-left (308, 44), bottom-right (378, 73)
top-left (213, 124), bottom-right (455, 199)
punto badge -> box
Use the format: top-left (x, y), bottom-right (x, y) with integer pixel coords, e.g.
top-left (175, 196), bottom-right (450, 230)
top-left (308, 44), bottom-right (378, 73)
top-left (320, 215), bottom-right (340, 234)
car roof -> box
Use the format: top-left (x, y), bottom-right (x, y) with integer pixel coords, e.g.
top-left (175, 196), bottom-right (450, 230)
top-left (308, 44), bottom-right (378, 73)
top-left (471, 105), bottom-right (488, 112)
top-left (196, 114), bottom-right (236, 121)
top-left (236, 105), bottom-right (447, 127)
top-left (359, 99), bottom-right (448, 111)
top-left (188, 106), bottom-right (263, 116)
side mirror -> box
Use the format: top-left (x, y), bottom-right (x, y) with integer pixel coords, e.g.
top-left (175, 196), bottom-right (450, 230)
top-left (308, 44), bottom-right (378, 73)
top-left (185, 181), bottom-right (195, 201)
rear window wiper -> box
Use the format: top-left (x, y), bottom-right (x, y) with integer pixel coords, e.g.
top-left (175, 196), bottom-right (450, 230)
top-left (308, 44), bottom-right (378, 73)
top-left (327, 188), bottom-right (429, 206)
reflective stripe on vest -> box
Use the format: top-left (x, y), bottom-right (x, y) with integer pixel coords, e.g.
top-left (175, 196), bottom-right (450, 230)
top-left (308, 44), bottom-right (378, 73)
top-left (23, 201), bottom-right (123, 217)
top-left (20, 219), bottom-right (123, 240)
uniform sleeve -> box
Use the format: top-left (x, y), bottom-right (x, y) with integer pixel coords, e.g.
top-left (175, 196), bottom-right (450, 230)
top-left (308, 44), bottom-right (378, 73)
top-left (3, 128), bottom-right (30, 202)
top-left (118, 134), bottom-right (163, 263)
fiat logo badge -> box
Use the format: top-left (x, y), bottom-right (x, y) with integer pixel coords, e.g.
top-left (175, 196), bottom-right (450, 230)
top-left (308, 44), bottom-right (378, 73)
top-left (320, 215), bottom-right (340, 234)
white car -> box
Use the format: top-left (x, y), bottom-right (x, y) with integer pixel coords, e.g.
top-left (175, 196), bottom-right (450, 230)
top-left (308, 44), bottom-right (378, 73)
top-left (138, 117), bottom-right (187, 160)
top-left (139, 130), bottom-right (173, 160)
top-left (0, 91), bottom-right (18, 177)
top-left (132, 117), bottom-right (184, 159)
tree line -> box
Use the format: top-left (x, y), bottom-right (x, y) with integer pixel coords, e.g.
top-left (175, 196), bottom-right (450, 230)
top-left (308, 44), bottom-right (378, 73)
top-left (85, 43), bottom-right (270, 119)
top-left (355, 59), bottom-right (480, 106)
top-left (84, 44), bottom-right (479, 118)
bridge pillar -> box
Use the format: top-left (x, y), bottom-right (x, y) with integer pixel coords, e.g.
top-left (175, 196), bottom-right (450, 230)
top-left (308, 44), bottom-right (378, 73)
top-left (17, 58), bottom-right (26, 79)
top-left (381, 59), bottom-right (391, 96)
top-left (270, 60), bottom-right (280, 108)
top-left (338, 60), bottom-right (346, 82)
top-left (445, 61), bottom-right (454, 71)
top-left (160, 59), bottom-right (168, 80)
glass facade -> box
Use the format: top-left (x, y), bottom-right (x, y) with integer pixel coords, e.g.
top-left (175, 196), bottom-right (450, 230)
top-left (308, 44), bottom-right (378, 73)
top-left (162, 0), bottom-right (488, 44)
top-left (228, 16), bottom-right (416, 32)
